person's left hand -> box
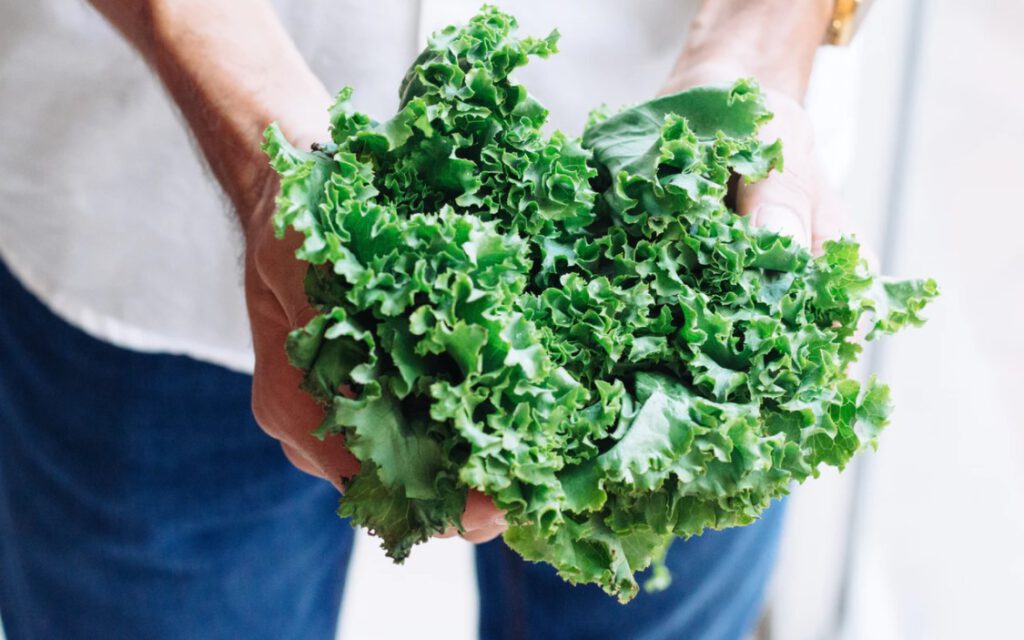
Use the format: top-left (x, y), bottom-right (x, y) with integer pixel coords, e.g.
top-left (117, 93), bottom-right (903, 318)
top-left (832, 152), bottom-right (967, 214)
top-left (660, 77), bottom-right (848, 255)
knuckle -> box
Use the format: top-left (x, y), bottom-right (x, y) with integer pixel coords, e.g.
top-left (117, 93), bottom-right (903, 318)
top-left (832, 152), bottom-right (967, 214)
top-left (280, 443), bottom-right (318, 477)
top-left (249, 378), bottom-right (276, 431)
top-left (250, 397), bottom-right (270, 430)
top-left (293, 304), bottom-right (319, 329)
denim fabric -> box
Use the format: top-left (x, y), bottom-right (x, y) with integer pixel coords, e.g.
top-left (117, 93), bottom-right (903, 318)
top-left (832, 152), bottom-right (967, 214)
top-left (475, 503), bottom-right (785, 640)
top-left (0, 261), bottom-right (354, 640)
top-left (0, 259), bottom-right (784, 640)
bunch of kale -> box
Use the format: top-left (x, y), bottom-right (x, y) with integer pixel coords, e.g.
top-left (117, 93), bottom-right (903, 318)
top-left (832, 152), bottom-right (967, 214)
top-left (263, 6), bottom-right (936, 601)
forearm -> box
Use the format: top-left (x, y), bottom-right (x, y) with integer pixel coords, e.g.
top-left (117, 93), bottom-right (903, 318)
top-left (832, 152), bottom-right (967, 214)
top-left (666, 0), bottom-right (833, 100)
top-left (88, 0), bottom-right (330, 218)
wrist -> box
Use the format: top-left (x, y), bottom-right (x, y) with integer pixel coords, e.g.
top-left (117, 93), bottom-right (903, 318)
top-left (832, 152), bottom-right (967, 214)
top-left (145, 0), bottom-right (330, 216)
top-left (666, 0), bottom-right (833, 100)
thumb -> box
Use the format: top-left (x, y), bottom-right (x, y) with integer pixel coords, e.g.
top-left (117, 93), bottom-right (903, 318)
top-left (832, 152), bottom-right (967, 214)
top-left (737, 165), bottom-right (816, 249)
top-left (735, 91), bottom-right (818, 249)
top-left (457, 490), bottom-right (507, 544)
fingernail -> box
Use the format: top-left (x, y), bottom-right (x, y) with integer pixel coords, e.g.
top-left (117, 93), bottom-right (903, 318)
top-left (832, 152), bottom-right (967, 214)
top-left (756, 206), bottom-right (808, 247)
top-left (492, 515), bottom-right (508, 527)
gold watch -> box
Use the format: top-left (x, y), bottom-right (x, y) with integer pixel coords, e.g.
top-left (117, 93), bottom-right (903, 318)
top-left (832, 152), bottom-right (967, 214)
top-left (825, 0), bottom-right (875, 45)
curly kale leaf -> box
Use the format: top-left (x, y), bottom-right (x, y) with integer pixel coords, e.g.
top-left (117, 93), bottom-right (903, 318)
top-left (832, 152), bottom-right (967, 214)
top-left (262, 5), bottom-right (937, 600)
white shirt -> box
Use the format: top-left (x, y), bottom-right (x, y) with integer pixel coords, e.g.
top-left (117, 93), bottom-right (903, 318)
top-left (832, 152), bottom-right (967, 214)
top-left (0, 0), bottom-right (855, 373)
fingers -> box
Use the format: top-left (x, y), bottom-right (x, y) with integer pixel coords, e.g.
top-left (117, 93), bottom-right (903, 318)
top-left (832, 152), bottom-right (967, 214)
top-left (434, 489), bottom-right (507, 544)
top-left (281, 441), bottom-right (321, 477)
top-left (737, 156), bottom-right (816, 249)
top-left (252, 225), bottom-right (319, 329)
top-left (460, 527), bottom-right (504, 544)
top-left (246, 187), bottom-right (359, 493)
top-left (248, 224), bottom-right (360, 491)
top-left (252, 319), bottom-right (359, 492)
top-left (461, 489), bottom-right (506, 530)
top-left (742, 193), bottom-right (813, 249)
top-left (736, 92), bottom-right (817, 249)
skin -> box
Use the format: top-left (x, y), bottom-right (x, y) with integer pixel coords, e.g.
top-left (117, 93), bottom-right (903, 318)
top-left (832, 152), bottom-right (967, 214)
top-left (665, 0), bottom-right (847, 255)
top-left (88, 0), bottom-right (838, 546)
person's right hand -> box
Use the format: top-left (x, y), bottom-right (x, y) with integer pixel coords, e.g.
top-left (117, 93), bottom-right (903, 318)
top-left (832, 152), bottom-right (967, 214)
top-left (242, 125), bottom-right (507, 544)
top-left (244, 173), bottom-right (360, 489)
top-left (89, 0), bottom-right (505, 545)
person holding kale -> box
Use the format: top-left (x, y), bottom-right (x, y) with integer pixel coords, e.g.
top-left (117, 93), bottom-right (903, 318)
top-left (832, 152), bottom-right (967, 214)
top-left (0, 2), bottom-right (911, 639)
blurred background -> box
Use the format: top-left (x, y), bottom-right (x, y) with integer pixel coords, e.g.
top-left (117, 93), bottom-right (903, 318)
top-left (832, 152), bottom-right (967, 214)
top-left (1, 1), bottom-right (1020, 639)
top-left (335, 1), bottom-right (1024, 639)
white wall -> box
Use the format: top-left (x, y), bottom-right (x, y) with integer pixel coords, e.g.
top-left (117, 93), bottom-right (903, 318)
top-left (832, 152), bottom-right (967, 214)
top-left (776, 2), bottom-right (1024, 639)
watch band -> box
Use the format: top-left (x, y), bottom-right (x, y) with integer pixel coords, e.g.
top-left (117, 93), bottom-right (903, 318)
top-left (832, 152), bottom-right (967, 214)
top-left (825, 0), bottom-right (875, 45)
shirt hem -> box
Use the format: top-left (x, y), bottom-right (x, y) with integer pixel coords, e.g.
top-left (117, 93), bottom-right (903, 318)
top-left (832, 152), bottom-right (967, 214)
top-left (0, 245), bottom-right (255, 374)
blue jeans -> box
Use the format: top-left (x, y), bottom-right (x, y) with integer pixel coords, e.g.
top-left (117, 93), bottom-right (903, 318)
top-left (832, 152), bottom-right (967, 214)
top-left (0, 259), bottom-right (785, 640)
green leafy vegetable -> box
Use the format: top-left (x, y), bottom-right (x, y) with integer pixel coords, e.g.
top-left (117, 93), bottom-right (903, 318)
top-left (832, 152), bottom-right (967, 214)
top-left (263, 5), bottom-right (937, 602)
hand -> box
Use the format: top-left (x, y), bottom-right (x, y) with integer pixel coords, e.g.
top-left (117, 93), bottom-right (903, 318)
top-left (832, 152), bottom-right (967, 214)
top-left (244, 160), bottom-right (360, 489)
top-left (730, 85), bottom-right (849, 254)
top-left (90, 0), bottom-right (506, 545)
top-left (663, 7), bottom-right (847, 252)
top-left (243, 127), bottom-right (507, 544)
top-left (662, 75), bottom-right (847, 253)
top-left (663, 0), bottom-right (844, 253)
